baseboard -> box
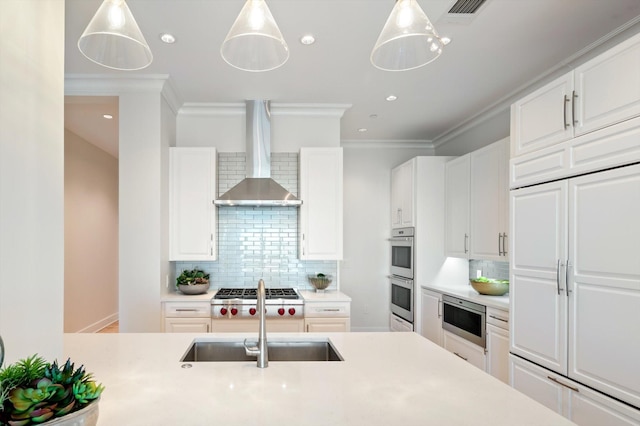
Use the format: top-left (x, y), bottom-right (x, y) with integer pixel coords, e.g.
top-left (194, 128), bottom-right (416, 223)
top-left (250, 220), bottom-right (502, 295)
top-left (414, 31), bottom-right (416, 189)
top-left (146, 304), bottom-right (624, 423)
top-left (76, 313), bottom-right (119, 333)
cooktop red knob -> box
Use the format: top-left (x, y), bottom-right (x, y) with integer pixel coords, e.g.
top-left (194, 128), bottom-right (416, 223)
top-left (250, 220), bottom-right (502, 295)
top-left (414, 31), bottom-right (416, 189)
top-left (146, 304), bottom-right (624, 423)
top-left (231, 308), bottom-right (238, 316)
top-left (288, 308), bottom-right (296, 316)
top-left (220, 307), bottom-right (228, 315)
top-left (278, 308), bottom-right (285, 316)
top-left (249, 308), bottom-right (257, 316)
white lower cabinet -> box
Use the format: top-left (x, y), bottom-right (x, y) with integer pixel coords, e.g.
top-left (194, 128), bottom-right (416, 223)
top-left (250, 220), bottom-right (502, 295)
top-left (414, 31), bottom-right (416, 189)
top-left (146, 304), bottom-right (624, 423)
top-left (443, 330), bottom-right (486, 371)
top-left (486, 307), bottom-right (510, 384)
top-left (163, 301), bottom-right (211, 333)
top-left (419, 288), bottom-right (442, 346)
top-left (510, 355), bottom-right (640, 426)
top-left (305, 317), bottom-right (350, 333)
top-left (304, 299), bottom-right (351, 332)
top-left (389, 313), bottom-right (413, 332)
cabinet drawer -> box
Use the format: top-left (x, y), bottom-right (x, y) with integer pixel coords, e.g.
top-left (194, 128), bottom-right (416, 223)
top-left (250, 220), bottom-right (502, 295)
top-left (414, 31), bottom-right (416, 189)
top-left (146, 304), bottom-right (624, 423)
top-left (305, 301), bottom-right (350, 318)
top-left (164, 302), bottom-right (210, 318)
top-left (443, 330), bottom-right (486, 371)
top-left (487, 307), bottom-right (509, 330)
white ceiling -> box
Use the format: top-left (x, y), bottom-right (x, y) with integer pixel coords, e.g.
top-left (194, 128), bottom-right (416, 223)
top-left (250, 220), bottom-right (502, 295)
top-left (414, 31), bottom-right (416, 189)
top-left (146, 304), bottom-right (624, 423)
top-left (64, 0), bottom-right (640, 156)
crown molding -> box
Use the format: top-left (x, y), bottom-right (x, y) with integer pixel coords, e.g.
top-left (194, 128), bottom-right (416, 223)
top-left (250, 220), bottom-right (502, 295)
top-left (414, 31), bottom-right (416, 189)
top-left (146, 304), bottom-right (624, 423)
top-left (179, 102), bottom-right (352, 118)
top-left (64, 74), bottom-right (183, 114)
top-left (341, 139), bottom-right (435, 149)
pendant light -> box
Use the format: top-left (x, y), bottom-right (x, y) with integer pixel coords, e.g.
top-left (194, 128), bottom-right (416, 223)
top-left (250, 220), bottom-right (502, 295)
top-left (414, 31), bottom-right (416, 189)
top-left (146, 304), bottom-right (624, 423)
top-left (371, 0), bottom-right (449, 71)
top-left (78, 0), bottom-right (153, 71)
top-left (221, 0), bottom-right (289, 72)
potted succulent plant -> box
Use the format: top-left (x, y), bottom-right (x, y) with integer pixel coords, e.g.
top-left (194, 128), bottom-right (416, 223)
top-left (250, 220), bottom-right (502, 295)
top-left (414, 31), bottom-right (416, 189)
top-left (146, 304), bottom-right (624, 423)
top-left (176, 268), bottom-right (210, 295)
top-left (0, 355), bottom-right (104, 425)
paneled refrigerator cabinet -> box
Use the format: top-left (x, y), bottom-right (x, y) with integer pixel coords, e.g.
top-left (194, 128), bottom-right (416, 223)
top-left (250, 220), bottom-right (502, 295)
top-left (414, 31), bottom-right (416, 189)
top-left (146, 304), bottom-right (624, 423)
top-left (510, 163), bottom-right (640, 413)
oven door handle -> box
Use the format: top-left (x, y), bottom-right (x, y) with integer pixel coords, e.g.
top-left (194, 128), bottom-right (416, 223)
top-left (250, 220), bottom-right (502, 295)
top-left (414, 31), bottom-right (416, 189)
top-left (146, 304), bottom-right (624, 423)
top-left (388, 237), bottom-right (413, 242)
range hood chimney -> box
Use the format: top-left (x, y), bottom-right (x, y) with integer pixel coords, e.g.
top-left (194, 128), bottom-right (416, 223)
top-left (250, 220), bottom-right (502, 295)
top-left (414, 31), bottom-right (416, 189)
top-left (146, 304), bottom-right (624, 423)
top-left (214, 100), bottom-right (302, 206)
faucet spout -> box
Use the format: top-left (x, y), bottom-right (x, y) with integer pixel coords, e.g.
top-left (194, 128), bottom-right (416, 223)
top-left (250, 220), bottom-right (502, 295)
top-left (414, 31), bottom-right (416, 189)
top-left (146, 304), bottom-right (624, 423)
top-left (243, 279), bottom-right (269, 368)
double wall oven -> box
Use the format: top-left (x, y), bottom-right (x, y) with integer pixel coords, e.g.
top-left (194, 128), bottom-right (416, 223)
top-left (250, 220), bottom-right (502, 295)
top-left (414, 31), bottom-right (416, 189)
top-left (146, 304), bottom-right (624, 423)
top-left (389, 227), bottom-right (415, 331)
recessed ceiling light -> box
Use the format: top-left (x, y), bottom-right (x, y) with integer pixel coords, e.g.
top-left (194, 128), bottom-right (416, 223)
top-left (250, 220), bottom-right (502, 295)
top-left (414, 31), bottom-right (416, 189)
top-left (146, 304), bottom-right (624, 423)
top-left (300, 34), bottom-right (316, 45)
top-left (386, 95), bottom-right (397, 101)
top-left (160, 33), bottom-right (176, 44)
top-left (369, 114), bottom-right (378, 119)
top-left (103, 114), bottom-right (113, 119)
top-left (358, 128), bottom-right (368, 133)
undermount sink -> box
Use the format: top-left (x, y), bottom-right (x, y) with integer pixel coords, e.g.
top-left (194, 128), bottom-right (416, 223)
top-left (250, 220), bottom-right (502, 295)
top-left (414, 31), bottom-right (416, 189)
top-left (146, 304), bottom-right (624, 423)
top-left (181, 339), bottom-right (344, 362)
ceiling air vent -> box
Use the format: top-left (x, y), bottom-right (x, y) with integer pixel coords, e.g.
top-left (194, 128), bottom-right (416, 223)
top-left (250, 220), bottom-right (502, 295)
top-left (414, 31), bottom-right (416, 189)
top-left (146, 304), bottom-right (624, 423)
top-left (442, 0), bottom-right (490, 24)
top-left (448, 0), bottom-right (487, 14)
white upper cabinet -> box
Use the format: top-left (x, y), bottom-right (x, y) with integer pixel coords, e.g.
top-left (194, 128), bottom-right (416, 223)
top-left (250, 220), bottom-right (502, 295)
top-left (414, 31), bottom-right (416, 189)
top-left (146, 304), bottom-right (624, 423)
top-left (470, 138), bottom-right (509, 260)
top-left (510, 32), bottom-right (640, 188)
top-left (169, 147), bottom-right (217, 261)
top-left (299, 147), bottom-right (343, 260)
top-left (390, 159), bottom-right (415, 228)
top-left (511, 73), bottom-right (574, 156)
top-left (444, 154), bottom-right (470, 258)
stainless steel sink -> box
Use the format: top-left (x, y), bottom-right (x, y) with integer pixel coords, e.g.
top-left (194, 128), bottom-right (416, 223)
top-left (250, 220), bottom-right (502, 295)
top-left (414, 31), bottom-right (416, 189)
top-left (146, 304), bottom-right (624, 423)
top-left (181, 339), bottom-right (344, 362)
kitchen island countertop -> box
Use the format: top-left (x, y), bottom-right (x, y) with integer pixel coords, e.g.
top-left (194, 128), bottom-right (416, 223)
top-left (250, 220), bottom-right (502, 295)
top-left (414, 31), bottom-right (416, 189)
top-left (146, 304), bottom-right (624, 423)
top-left (63, 332), bottom-right (570, 425)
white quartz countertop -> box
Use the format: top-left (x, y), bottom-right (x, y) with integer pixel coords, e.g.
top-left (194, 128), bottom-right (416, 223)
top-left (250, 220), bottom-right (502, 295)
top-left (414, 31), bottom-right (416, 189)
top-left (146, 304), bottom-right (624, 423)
top-left (299, 290), bottom-right (351, 302)
top-left (422, 283), bottom-right (510, 311)
top-left (161, 290), bottom-right (215, 302)
top-left (63, 332), bottom-right (570, 425)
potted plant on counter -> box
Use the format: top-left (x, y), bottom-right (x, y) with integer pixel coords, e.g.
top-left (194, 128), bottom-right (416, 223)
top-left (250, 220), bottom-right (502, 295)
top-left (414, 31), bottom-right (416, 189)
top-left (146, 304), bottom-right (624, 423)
top-left (0, 355), bottom-right (104, 425)
top-left (176, 268), bottom-right (210, 295)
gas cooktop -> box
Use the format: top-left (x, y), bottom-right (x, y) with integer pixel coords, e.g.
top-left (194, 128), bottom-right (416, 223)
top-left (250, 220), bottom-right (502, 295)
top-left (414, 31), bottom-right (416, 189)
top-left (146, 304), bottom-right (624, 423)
top-left (213, 287), bottom-right (300, 300)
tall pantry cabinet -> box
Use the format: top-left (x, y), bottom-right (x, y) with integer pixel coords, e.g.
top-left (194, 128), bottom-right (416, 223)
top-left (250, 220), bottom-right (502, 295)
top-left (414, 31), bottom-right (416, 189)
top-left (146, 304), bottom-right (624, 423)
top-left (508, 31), bottom-right (640, 425)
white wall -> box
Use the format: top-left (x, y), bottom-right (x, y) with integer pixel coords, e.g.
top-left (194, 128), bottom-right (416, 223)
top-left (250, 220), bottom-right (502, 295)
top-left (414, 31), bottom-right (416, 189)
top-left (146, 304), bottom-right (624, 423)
top-left (0, 0), bottom-right (64, 362)
top-left (119, 92), bottom-right (173, 332)
top-left (341, 146), bottom-right (434, 331)
top-left (64, 129), bottom-right (119, 333)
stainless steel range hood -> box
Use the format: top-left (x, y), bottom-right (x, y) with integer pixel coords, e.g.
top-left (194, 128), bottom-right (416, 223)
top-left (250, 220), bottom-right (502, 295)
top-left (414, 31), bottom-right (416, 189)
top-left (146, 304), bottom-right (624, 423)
top-left (214, 100), bottom-right (302, 207)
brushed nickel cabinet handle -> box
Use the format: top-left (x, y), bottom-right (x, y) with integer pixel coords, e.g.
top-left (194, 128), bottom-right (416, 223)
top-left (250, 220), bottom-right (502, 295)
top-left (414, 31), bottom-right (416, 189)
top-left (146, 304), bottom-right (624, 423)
top-left (489, 315), bottom-right (508, 323)
top-left (548, 376), bottom-right (579, 392)
top-left (566, 260), bottom-right (571, 296)
top-left (464, 233), bottom-right (469, 254)
top-left (564, 95), bottom-right (570, 129)
top-left (498, 233), bottom-right (502, 256)
top-left (453, 352), bottom-right (468, 361)
top-left (175, 309), bottom-right (197, 312)
top-left (572, 91), bottom-right (578, 126)
top-left (502, 233), bottom-right (508, 256)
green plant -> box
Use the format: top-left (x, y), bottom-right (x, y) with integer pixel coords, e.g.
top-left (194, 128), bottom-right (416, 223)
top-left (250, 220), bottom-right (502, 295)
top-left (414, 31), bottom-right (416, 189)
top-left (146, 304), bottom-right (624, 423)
top-left (0, 355), bottom-right (103, 425)
top-left (176, 268), bottom-right (210, 287)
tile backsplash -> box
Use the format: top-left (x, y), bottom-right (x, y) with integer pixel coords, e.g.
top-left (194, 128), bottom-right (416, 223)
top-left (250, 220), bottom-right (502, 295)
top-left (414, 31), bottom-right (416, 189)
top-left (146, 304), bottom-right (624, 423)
top-left (174, 152), bottom-right (337, 291)
top-left (469, 259), bottom-right (509, 281)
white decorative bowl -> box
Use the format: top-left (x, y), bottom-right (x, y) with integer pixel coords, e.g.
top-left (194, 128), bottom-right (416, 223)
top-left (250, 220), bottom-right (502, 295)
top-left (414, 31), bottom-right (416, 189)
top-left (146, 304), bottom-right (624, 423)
top-left (178, 283), bottom-right (209, 295)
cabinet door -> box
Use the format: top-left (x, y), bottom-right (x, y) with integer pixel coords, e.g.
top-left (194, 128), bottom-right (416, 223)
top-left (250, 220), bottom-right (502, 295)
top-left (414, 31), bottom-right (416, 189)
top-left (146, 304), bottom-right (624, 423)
top-left (299, 148), bottom-right (343, 260)
top-left (420, 289), bottom-right (442, 346)
top-left (567, 164), bottom-right (640, 408)
top-left (390, 159), bottom-right (415, 228)
top-left (442, 330), bottom-right (486, 371)
top-left (574, 32), bottom-right (640, 137)
top-left (391, 165), bottom-right (403, 227)
top-left (305, 318), bottom-right (350, 332)
top-left (510, 181), bottom-right (568, 374)
top-left (169, 148), bottom-right (216, 261)
top-left (445, 155), bottom-right (470, 258)
top-left (486, 324), bottom-right (509, 384)
top-left (164, 318), bottom-right (210, 333)
top-left (470, 138), bottom-right (509, 260)
top-left (511, 73), bottom-right (574, 157)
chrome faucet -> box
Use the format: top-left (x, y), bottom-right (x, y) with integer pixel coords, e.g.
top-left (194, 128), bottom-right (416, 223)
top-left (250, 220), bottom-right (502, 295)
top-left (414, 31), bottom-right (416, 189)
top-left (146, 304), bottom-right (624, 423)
top-left (243, 279), bottom-right (269, 368)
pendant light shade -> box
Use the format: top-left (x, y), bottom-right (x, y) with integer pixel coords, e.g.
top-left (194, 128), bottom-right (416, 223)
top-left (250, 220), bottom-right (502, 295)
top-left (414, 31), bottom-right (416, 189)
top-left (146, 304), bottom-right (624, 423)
top-left (78, 0), bottom-right (153, 71)
top-left (371, 0), bottom-right (448, 71)
top-left (221, 0), bottom-right (289, 72)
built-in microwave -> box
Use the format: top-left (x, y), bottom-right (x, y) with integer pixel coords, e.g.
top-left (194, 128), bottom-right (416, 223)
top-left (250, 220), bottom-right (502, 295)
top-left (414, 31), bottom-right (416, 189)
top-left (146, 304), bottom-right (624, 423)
top-left (442, 294), bottom-right (486, 348)
top-left (390, 227), bottom-right (414, 279)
